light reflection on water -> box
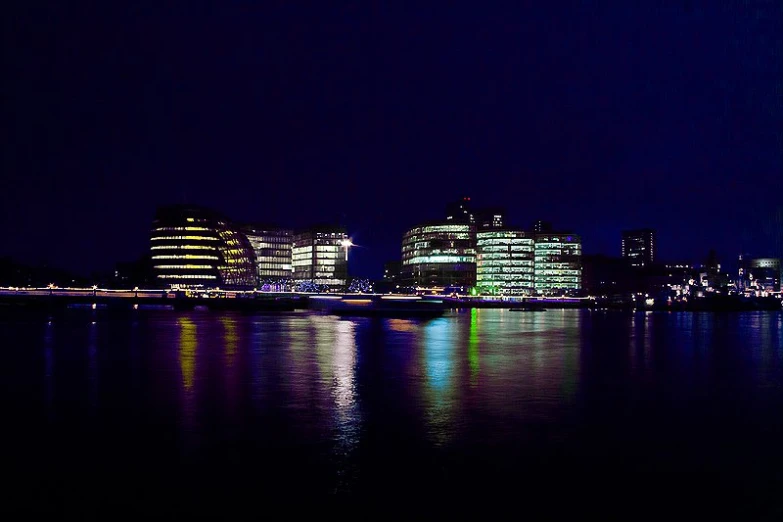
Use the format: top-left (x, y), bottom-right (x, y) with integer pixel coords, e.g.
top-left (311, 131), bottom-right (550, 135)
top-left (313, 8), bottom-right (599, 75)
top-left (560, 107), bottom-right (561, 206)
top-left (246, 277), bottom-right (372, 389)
top-left (7, 308), bottom-right (782, 511)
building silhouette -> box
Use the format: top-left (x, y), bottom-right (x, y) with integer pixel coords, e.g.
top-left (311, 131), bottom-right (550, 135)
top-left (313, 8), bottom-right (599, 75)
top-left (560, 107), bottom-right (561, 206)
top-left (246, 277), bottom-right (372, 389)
top-left (622, 229), bottom-right (656, 268)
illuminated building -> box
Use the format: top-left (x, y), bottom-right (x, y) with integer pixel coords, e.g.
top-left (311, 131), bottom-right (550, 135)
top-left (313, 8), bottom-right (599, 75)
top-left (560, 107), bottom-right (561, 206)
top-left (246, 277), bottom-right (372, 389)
top-left (149, 205), bottom-right (256, 288)
top-left (292, 227), bottom-right (349, 289)
top-left (622, 229), bottom-right (656, 268)
top-left (533, 232), bottom-right (582, 295)
top-left (749, 258), bottom-right (781, 292)
top-left (401, 223), bottom-right (476, 289)
top-left (476, 229), bottom-right (534, 295)
top-left (242, 226), bottom-right (293, 283)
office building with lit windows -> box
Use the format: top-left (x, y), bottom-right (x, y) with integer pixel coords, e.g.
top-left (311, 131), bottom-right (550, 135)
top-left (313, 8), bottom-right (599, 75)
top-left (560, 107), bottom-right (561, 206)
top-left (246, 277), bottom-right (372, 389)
top-left (149, 205), bottom-right (256, 288)
top-left (401, 223), bottom-right (476, 289)
top-left (242, 226), bottom-right (293, 283)
top-left (476, 229), bottom-right (534, 295)
top-left (749, 258), bottom-right (781, 292)
top-left (622, 229), bottom-right (656, 268)
top-left (292, 227), bottom-right (349, 289)
top-left (533, 232), bottom-right (582, 295)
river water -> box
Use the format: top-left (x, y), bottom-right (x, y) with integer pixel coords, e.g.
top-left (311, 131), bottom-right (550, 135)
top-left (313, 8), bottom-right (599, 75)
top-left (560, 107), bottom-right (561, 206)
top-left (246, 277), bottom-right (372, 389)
top-left (1, 308), bottom-right (781, 517)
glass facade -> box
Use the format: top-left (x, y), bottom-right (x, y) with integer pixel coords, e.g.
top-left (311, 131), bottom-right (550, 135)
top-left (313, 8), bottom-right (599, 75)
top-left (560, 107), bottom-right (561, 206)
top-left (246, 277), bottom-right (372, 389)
top-left (401, 223), bottom-right (476, 288)
top-left (476, 230), bottom-right (534, 295)
top-left (292, 228), bottom-right (348, 289)
top-left (533, 233), bottom-right (582, 295)
top-left (149, 206), bottom-right (256, 289)
top-left (242, 227), bottom-right (293, 283)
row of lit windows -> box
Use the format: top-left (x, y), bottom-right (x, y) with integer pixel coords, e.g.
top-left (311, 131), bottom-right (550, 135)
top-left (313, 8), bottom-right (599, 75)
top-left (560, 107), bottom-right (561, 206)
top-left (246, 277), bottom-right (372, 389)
top-left (535, 236), bottom-right (580, 242)
top-left (479, 243), bottom-right (534, 250)
top-left (476, 231), bottom-right (529, 238)
top-left (479, 253), bottom-right (534, 261)
top-left (404, 247), bottom-right (475, 255)
top-left (157, 274), bottom-right (218, 280)
top-left (246, 235), bottom-right (291, 243)
top-left (402, 231), bottom-right (473, 242)
top-left (151, 255), bottom-right (220, 260)
top-left (478, 267), bottom-right (534, 274)
top-left (154, 264), bottom-right (215, 270)
top-left (476, 240), bottom-right (533, 247)
top-left (535, 245), bottom-right (581, 250)
top-left (256, 261), bottom-right (292, 269)
top-left (476, 274), bottom-right (533, 281)
top-left (535, 264), bottom-right (581, 271)
top-left (409, 225), bottom-right (473, 234)
top-left (151, 245), bottom-right (215, 250)
top-left (153, 227), bottom-right (212, 232)
top-left (403, 255), bottom-right (475, 265)
top-left (151, 236), bottom-right (218, 241)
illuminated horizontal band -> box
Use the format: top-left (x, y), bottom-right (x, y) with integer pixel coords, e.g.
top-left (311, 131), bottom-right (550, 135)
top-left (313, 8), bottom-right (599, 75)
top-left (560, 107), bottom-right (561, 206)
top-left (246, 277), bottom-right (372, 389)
top-left (151, 245), bottom-right (215, 250)
top-left (153, 227), bottom-right (212, 232)
top-left (156, 274), bottom-right (218, 279)
top-left (151, 255), bottom-right (220, 260)
top-left (154, 265), bottom-right (214, 270)
top-left (151, 236), bottom-right (218, 241)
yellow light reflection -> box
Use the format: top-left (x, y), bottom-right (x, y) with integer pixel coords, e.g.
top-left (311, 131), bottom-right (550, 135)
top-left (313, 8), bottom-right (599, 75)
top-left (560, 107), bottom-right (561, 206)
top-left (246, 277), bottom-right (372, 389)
top-left (221, 316), bottom-right (237, 368)
top-left (178, 317), bottom-right (196, 391)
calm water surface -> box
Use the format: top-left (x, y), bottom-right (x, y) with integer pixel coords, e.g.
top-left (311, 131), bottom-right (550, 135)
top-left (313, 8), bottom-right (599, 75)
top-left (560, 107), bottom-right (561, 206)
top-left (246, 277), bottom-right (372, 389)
top-left (1, 309), bottom-right (781, 517)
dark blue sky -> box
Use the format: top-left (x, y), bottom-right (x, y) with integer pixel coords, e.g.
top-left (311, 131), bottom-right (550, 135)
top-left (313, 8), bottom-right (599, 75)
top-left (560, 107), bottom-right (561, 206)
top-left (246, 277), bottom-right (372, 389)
top-left (2, 1), bottom-right (781, 277)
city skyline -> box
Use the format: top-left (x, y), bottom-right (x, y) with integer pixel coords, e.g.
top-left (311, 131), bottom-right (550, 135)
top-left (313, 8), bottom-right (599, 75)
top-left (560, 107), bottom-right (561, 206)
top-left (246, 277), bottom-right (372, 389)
top-left (0, 196), bottom-right (780, 281)
top-left (2, 2), bottom-right (781, 278)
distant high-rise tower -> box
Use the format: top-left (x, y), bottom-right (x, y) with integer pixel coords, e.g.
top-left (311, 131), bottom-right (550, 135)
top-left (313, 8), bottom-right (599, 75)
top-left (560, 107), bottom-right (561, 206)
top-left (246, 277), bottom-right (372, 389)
top-left (445, 197), bottom-right (474, 224)
top-left (474, 207), bottom-right (505, 229)
top-left (621, 229), bottom-right (656, 268)
top-left (532, 220), bottom-right (553, 233)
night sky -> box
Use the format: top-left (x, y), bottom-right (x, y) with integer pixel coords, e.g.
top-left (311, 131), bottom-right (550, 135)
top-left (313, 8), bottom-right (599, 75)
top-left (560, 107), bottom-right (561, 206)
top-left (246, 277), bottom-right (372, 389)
top-left (2, 1), bottom-right (781, 278)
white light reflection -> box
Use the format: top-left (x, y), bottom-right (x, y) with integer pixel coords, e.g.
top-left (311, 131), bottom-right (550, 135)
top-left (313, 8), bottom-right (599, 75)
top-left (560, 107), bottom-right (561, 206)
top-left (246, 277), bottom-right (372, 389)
top-left (86, 320), bottom-right (99, 414)
top-left (331, 319), bottom-right (360, 494)
top-left (44, 319), bottom-right (55, 421)
top-left (333, 321), bottom-right (358, 420)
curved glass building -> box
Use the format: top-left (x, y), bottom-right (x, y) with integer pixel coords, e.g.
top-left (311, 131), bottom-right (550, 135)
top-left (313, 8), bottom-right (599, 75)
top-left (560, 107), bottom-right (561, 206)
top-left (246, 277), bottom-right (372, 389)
top-left (476, 229), bottom-right (534, 295)
top-left (401, 223), bottom-right (476, 289)
top-left (149, 205), bottom-right (256, 289)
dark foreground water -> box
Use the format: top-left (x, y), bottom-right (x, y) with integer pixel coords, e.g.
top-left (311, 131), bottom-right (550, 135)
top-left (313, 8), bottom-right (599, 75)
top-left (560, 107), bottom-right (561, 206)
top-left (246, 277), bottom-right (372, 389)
top-left (1, 308), bottom-right (781, 517)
